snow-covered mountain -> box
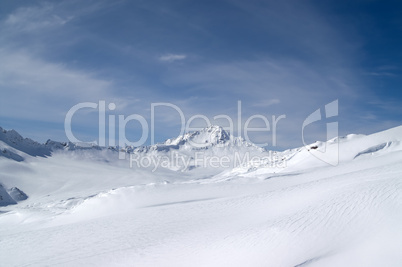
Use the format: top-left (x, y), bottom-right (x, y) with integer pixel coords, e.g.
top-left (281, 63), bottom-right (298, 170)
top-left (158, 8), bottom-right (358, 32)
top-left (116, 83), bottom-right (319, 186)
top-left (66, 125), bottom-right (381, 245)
top-left (0, 183), bottom-right (27, 207)
top-left (162, 125), bottom-right (258, 149)
top-left (0, 183), bottom-right (17, 206)
top-left (0, 126), bottom-right (107, 161)
top-left (2, 124), bottom-right (402, 177)
top-left (0, 125), bottom-right (268, 171)
top-left (0, 126), bottom-right (52, 159)
top-left (1, 125), bottom-right (402, 266)
top-left (5, 123), bottom-right (401, 175)
top-left (130, 125), bottom-right (267, 171)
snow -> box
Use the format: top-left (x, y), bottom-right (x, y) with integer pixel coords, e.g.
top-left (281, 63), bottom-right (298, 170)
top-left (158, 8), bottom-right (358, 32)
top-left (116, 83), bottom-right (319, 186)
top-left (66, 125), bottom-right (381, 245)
top-left (1, 125), bottom-right (402, 266)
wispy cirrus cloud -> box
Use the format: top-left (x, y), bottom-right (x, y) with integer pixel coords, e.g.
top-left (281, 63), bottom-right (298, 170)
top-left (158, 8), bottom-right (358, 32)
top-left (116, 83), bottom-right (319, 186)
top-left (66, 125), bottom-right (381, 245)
top-left (159, 53), bottom-right (187, 62)
top-left (0, 1), bottom-right (132, 121)
top-left (0, 49), bottom-right (120, 119)
top-left (252, 99), bottom-right (281, 107)
top-left (4, 3), bottom-right (74, 32)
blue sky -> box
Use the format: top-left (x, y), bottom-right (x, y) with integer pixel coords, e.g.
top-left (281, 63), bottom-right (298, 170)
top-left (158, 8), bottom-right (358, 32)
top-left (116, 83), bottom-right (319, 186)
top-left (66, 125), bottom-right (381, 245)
top-left (0, 0), bottom-right (401, 149)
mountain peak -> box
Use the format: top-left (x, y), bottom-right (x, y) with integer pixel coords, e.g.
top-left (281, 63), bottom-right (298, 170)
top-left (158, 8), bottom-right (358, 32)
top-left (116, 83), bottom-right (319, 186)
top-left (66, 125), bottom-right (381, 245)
top-left (163, 125), bottom-right (232, 148)
top-left (197, 125), bottom-right (231, 142)
top-left (0, 127), bottom-right (51, 157)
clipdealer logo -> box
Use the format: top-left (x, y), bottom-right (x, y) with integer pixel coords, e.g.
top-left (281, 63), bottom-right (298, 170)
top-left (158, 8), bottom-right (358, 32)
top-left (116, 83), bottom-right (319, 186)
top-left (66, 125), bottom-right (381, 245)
top-left (302, 100), bottom-right (339, 166)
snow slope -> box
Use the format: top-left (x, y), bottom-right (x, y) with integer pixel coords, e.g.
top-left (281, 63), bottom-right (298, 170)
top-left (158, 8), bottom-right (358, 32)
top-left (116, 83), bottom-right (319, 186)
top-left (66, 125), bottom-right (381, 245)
top-left (1, 125), bottom-right (402, 266)
top-left (223, 125), bottom-right (402, 179)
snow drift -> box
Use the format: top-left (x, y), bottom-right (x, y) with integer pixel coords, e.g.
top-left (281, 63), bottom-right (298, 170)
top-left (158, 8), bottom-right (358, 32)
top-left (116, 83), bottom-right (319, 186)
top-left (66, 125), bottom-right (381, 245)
top-left (1, 125), bottom-right (402, 266)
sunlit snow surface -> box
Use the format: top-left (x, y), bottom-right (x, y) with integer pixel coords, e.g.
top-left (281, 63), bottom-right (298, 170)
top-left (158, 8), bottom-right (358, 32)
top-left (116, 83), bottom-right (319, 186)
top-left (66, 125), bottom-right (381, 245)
top-left (1, 126), bottom-right (402, 266)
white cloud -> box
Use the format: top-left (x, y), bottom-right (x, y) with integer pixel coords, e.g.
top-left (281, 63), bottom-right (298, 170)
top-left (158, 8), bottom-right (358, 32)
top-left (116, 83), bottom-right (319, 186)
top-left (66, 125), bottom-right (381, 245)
top-left (365, 72), bottom-right (397, 77)
top-left (253, 99), bottom-right (281, 107)
top-left (159, 54), bottom-right (187, 62)
top-left (4, 4), bottom-right (73, 32)
top-left (0, 49), bottom-right (126, 122)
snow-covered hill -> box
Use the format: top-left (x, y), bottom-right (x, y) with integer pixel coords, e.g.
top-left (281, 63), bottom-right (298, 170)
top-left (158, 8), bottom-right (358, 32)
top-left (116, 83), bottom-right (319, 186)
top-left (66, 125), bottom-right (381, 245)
top-left (221, 125), bottom-right (402, 179)
top-left (1, 125), bottom-right (402, 266)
